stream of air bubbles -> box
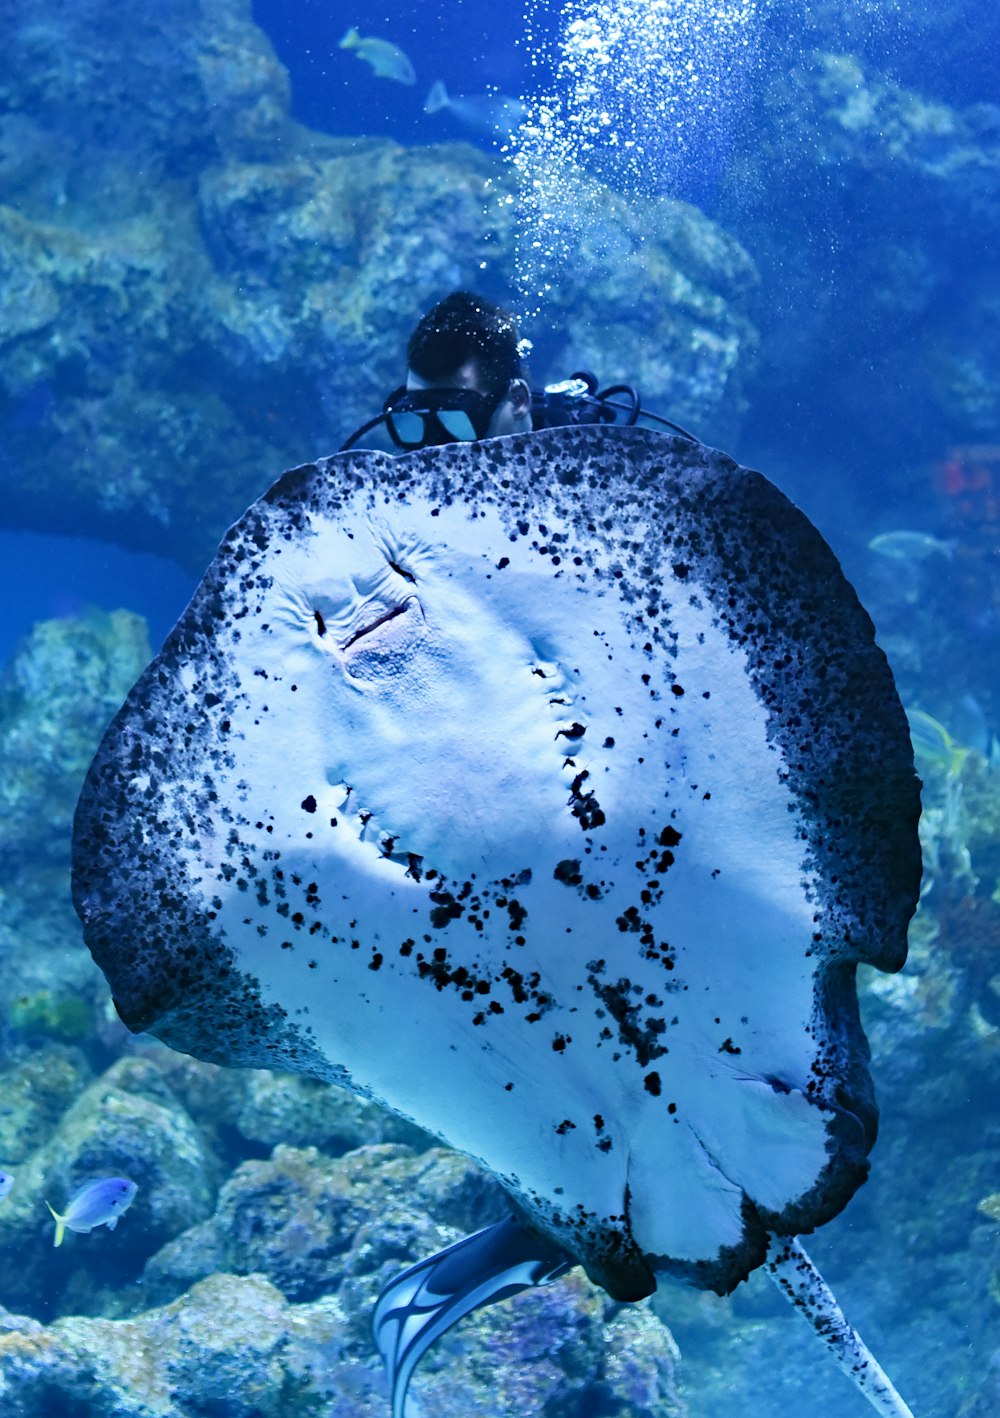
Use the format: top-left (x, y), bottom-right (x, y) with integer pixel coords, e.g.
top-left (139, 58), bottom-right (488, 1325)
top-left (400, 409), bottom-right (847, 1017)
top-left (506, 0), bottom-right (760, 314)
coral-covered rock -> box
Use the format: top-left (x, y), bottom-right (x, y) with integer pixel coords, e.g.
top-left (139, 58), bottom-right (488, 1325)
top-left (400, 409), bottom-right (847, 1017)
top-left (143, 1143), bottom-right (506, 1306)
top-left (0, 1275), bottom-right (373, 1418)
top-left (0, 610), bottom-right (150, 876)
top-left (0, 1265), bottom-right (684, 1418)
top-left (236, 1069), bottom-right (431, 1153)
top-left (0, 610), bottom-right (151, 1040)
top-left (0, 1056), bottom-right (217, 1317)
top-left (0, 1047), bottom-right (93, 1166)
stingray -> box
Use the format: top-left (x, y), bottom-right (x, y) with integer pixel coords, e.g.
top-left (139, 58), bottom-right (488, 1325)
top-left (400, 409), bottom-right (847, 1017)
top-left (72, 426), bottom-right (921, 1417)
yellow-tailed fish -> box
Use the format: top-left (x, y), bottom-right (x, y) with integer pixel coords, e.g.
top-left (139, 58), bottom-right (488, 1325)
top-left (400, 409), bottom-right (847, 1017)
top-left (45, 1177), bottom-right (138, 1247)
top-left (906, 708), bottom-right (968, 777)
top-left (339, 27), bottom-right (416, 86)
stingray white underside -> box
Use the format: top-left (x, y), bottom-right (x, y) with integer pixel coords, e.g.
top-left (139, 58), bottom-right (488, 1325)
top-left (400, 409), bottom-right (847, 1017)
top-left (159, 489), bottom-right (835, 1269)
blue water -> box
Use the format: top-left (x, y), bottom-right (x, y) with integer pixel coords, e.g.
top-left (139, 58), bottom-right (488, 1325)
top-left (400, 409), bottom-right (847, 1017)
top-left (0, 532), bottom-right (193, 667)
top-left (1, 2), bottom-right (998, 1417)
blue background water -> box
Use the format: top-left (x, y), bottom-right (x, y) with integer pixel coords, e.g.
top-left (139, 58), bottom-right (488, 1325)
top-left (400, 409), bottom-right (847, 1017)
top-left (1, 2), bottom-right (998, 1416)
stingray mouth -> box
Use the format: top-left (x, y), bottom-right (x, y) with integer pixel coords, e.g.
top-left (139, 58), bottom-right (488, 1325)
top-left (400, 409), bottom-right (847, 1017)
top-left (342, 595), bottom-right (420, 652)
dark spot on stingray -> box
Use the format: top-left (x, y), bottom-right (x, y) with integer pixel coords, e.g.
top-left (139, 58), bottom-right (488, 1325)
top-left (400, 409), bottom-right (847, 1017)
top-left (507, 899), bottom-right (527, 931)
top-left (301, 795), bottom-right (317, 814)
top-left (554, 859), bottom-right (583, 887)
top-left (552, 1034), bottom-right (570, 1052)
top-left (429, 889), bottom-right (464, 929)
top-left (644, 1072), bottom-right (662, 1096)
top-left (589, 976), bottom-right (668, 1067)
top-left (555, 1119), bottom-right (576, 1135)
top-left (719, 1038), bottom-right (742, 1055)
top-left (569, 769), bottom-right (606, 831)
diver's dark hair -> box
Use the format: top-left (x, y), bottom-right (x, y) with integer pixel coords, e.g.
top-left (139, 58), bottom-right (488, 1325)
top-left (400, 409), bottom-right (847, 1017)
top-left (407, 291), bottom-right (523, 401)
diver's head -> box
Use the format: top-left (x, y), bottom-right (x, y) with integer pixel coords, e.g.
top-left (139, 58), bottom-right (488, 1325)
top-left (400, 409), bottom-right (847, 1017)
top-left (406, 291), bottom-right (532, 437)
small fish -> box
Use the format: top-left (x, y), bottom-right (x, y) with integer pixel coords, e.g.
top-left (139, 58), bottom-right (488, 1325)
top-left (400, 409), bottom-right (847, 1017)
top-left (339, 27), bottom-right (416, 86)
top-left (45, 1177), bottom-right (138, 1247)
top-left (978, 1192), bottom-right (1000, 1222)
top-left (868, 530), bottom-right (956, 561)
top-left (424, 80), bottom-right (527, 137)
top-left (0, 1170), bottom-right (14, 1200)
top-left (952, 693), bottom-right (992, 760)
top-left (906, 708), bottom-right (969, 778)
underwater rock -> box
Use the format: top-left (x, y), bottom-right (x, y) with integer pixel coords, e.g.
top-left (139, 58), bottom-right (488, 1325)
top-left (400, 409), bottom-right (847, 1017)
top-left (0, 1266), bottom-right (683, 1418)
top-left (0, 611), bottom-right (151, 1039)
top-left (0, 610), bottom-right (150, 877)
top-left (143, 1143), bottom-right (506, 1307)
top-left (0, 1047), bottom-right (93, 1166)
top-left (0, 1275), bottom-right (368, 1418)
top-left (134, 1143), bottom-right (684, 1414)
top-left (135, 1140), bottom-right (684, 1414)
top-left (0, 1056), bottom-right (216, 1317)
top-left (0, 0), bottom-right (291, 206)
top-left (104, 1048), bottom-right (252, 1142)
top-left (603, 1303), bottom-right (684, 1412)
top-left (236, 1070), bottom-right (432, 1153)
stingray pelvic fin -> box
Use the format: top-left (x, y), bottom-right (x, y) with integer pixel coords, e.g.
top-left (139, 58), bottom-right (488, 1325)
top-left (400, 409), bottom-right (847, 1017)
top-left (373, 1215), bottom-right (573, 1418)
top-left (765, 1235), bottom-right (915, 1417)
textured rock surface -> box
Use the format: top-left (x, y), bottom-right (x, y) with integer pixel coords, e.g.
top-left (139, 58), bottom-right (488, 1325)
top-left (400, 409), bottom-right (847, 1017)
top-left (235, 1069), bottom-right (430, 1153)
top-left (0, 1269), bottom-right (684, 1418)
top-left (0, 610), bottom-right (150, 1040)
top-left (0, 609), bottom-right (150, 876)
top-left (0, 1055), bottom-right (217, 1318)
top-left (143, 1145), bottom-right (506, 1307)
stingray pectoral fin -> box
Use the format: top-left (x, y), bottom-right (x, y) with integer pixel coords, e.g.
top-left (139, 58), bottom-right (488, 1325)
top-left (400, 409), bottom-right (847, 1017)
top-left (765, 1236), bottom-right (914, 1418)
top-left (373, 1215), bottom-right (573, 1418)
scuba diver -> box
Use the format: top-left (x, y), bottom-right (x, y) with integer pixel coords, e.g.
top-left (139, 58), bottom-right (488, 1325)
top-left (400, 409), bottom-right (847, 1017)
top-left (341, 289), bottom-right (697, 454)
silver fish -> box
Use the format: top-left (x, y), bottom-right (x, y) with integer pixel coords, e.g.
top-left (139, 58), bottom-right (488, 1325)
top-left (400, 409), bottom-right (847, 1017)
top-left (340, 27), bottom-right (416, 86)
top-left (45, 1177), bottom-right (138, 1247)
top-left (424, 80), bottom-right (527, 137)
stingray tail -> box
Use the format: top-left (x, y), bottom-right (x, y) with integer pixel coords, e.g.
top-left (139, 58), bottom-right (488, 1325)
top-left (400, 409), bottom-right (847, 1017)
top-left (373, 1215), bottom-right (573, 1418)
top-left (765, 1235), bottom-right (915, 1418)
